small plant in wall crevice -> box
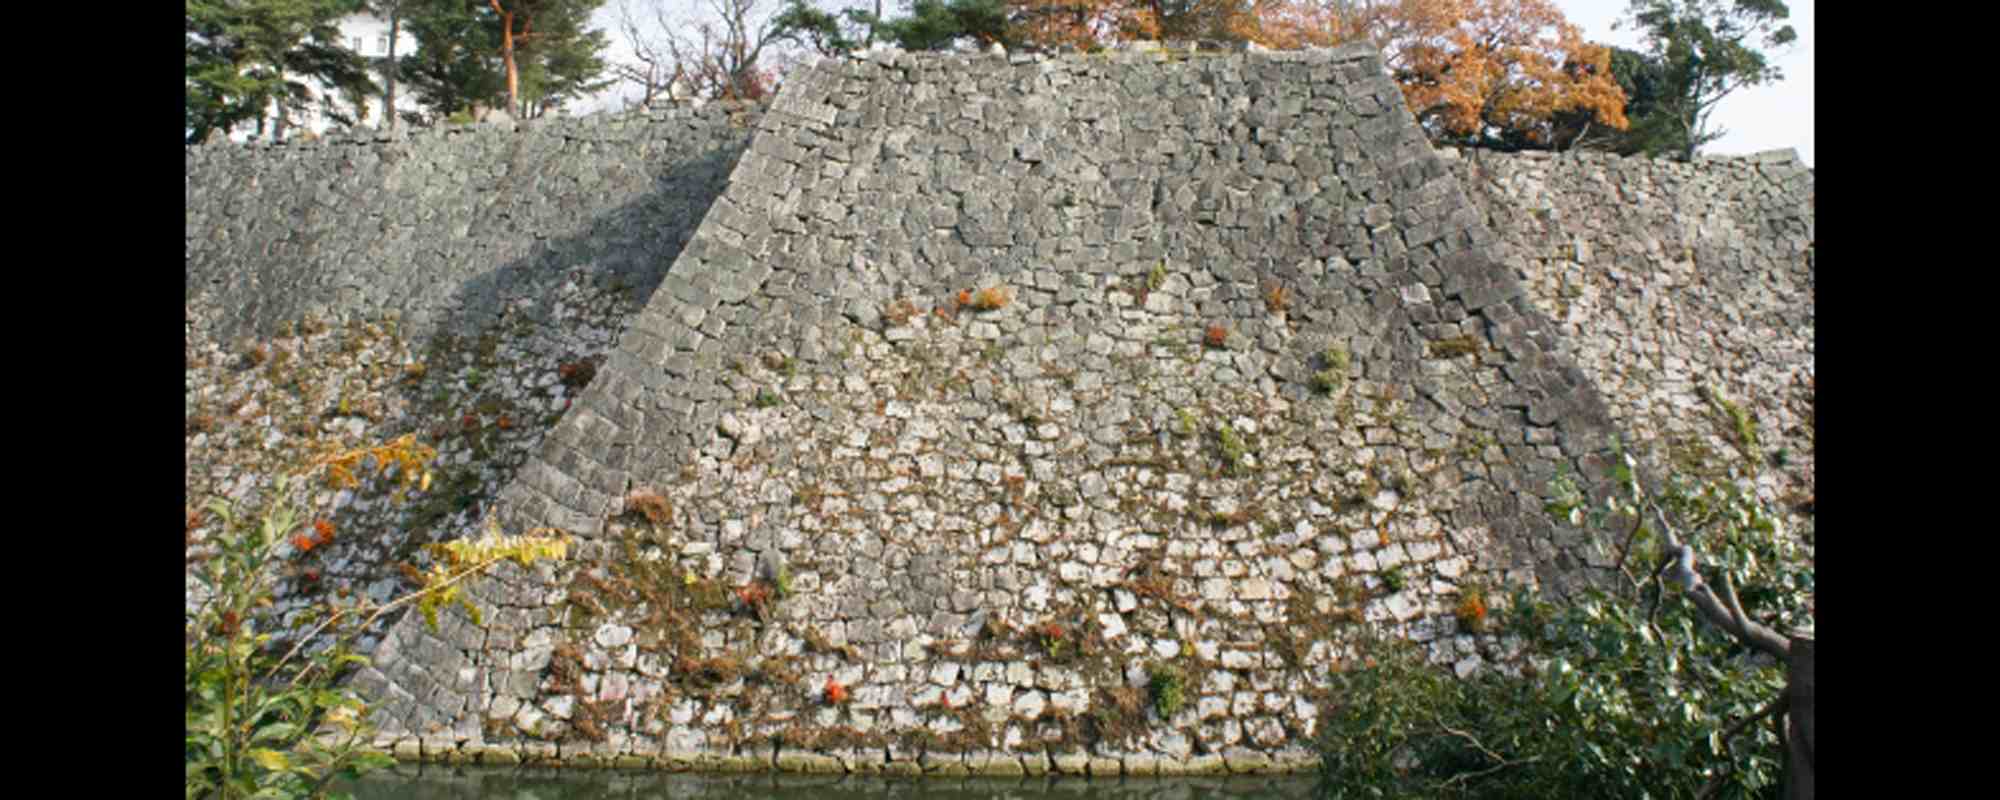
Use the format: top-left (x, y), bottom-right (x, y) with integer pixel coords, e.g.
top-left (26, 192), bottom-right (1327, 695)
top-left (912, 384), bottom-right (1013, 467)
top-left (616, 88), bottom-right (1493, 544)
top-left (1204, 323), bottom-right (1229, 349)
top-left (977, 285), bottom-right (1012, 310)
top-left (1148, 663), bottom-right (1186, 719)
top-left (1454, 585), bottom-right (1489, 632)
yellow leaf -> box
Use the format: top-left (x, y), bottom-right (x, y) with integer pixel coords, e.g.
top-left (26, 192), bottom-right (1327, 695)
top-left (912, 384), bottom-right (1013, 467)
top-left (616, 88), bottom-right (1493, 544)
top-left (250, 748), bottom-right (291, 772)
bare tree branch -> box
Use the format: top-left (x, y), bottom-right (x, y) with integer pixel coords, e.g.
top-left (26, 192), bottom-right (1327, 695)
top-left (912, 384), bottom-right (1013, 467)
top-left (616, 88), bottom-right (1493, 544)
top-left (1651, 505), bottom-right (1791, 661)
top-left (611, 0), bottom-right (683, 107)
top-left (1610, 506), bottom-right (1647, 584)
top-left (1434, 713), bottom-right (1543, 789)
top-left (618, 0), bottom-right (794, 104)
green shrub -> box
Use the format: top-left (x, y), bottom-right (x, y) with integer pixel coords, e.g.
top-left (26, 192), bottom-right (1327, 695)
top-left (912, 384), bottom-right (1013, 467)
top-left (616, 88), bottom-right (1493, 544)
top-left (186, 436), bottom-right (569, 799)
top-left (1315, 448), bottom-right (1811, 798)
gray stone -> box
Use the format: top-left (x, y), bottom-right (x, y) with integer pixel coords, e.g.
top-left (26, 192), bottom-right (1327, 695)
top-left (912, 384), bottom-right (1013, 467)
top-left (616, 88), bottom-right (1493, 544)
top-left (191, 43), bottom-right (1810, 772)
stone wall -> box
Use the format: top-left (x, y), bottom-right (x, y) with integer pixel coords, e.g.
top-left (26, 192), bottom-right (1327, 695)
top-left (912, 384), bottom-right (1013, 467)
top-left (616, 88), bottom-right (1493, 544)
top-left (1448, 148), bottom-right (1814, 529)
top-left (186, 102), bottom-right (760, 348)
top-left (185, 103), bottom-right (762, 649)
top-left (185, 43), bottom-right (1813, 776)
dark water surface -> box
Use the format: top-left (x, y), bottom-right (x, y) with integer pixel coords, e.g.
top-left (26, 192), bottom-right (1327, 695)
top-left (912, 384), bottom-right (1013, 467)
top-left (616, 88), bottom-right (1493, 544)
top-left (339, 764), bottom-right (1321, 799)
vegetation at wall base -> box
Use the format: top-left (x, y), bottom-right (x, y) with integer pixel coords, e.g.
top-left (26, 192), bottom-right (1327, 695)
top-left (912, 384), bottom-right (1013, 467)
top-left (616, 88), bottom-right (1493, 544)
top-left (186, 436), bottom-right (569, 799)
top-left (1314, 442), bottom-right (1811, 798)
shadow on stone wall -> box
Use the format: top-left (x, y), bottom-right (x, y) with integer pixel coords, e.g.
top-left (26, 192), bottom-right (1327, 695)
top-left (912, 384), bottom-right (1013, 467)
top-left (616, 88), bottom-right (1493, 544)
top-left (187, 47), bottom-right (1810, 774)
top-left (184, 106), bottom-right (765, 673)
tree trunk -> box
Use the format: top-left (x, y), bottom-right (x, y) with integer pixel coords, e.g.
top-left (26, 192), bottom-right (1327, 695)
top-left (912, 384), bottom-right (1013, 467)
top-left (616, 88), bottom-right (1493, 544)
top-left (272, 71), bottom-right (289, 141)
top-left (491, 1), bottom-right (519, 115)
top-left (385, 14), bottom-right (401, 130)
top-left (1785, 633), bottom-right (1814, 800)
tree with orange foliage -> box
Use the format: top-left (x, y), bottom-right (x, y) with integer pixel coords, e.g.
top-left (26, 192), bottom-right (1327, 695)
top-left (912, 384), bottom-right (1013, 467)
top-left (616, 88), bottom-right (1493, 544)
top-left (1226, 0), bottom-right (1382, 50)
top-left (1008, 0), bottom-right (1154, 50)
top-left (1007, 0), bottom-right (1254, 51)
top-left (1234, 0), bottom-right (1628, 151)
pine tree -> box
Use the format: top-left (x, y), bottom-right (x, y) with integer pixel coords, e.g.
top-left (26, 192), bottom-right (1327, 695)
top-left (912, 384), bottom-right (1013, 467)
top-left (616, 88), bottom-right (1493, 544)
top-left (186, 0), bottom-right (378, 143)
top-left (482, 1), bottom-right (613, 118)
top-left (397, 0), bottom-right (610, 122)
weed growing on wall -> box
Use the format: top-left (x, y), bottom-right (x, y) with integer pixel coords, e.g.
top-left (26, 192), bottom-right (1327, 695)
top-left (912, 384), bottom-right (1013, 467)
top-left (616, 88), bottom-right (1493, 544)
top-left (1204, 324), bottom-right (1230, 349)
top-left (1213, 422), bottom-right (1251, 476)
top-left (186, 436), bottom-right (569, 799)
top-left (970, 285), bottom-right (1012, 311)
top-left (1147, 663), bottom-right (1186, 719)
top-left (1313, 347), bottom-right (1350, 395)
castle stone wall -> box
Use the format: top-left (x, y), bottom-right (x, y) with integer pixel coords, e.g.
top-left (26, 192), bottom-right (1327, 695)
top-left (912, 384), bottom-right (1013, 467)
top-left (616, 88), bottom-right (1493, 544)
top-left (185, 44), bottom-right (1813, 775)
top-left (1449, 147), bottom-right (1814, 529)
top-left (186, 103), bottom-right (760, 348)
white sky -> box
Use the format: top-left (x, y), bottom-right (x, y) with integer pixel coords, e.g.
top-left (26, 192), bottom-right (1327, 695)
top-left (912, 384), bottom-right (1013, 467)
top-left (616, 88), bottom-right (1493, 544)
top-left (581, 0), bottom-right (1812, 166)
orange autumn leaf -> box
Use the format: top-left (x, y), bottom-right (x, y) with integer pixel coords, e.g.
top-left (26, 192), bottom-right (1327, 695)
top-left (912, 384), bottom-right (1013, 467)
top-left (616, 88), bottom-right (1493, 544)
top-left (1233, 0), bottom-right (1628, 147)
top-left (1007, 0), bottom-right (1254, 51)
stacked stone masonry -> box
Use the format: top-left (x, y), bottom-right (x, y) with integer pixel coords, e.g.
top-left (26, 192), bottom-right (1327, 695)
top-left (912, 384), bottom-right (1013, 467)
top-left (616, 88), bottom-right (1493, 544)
top-left (186, 101), bottom-right (763, 348)
top-left (1447, 147), bottom-right (1814, 530)
top-left (184, 42), bottom-right (1813, 775)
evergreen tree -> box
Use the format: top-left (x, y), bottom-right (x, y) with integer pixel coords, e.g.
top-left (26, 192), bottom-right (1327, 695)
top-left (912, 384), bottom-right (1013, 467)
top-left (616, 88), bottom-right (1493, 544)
top-left (483, 1), bottom-right (613, 118)
top-left (186, 0), bottom-right (378, 143)
top-left (1620, 0), bottom-right (1795, 160)
top-left (875, 0), bottom-right (1013, 51)
top-left (774, 0), bottom-right (1012, 55)
top-left (397, 0), bottom-right (505, 122)
top-left (771, 0), bottom-right (877, 56)
top-left (359, 0), bottom-right (420, 129)
top-left (1550, 46), bottom-right (1696, 157)
top-left (396, 0), bottom-right (610, 122)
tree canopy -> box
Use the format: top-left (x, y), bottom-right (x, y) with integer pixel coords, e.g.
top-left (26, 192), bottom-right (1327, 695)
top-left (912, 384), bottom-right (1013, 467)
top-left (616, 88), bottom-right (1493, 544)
top-left (615, 0), bottom-right (792, 104)
top-left (186, 0), bottom-right (379, 143)
top-left (772, 0), bottom-right (1012, 55)
top-left (772, 0), bottom-right (1254, 55)
top-left (396, 0), bottom-right (610, 122)
top-left (1233, 0), bottom-right (1629, 152)
top-left (1619, 0), bottom-right (1795, 160)
top-left (1544, 45), bottom-right (1693, 157)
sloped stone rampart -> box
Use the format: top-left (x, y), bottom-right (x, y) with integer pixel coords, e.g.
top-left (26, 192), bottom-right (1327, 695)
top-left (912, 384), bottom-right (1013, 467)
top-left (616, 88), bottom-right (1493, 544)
top-left (184, 44), bottom-right (1813, 775)
top-left (341, 44), bottom-right (1653, 772)
top-left (184, 103), bottom-right (763, 654)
